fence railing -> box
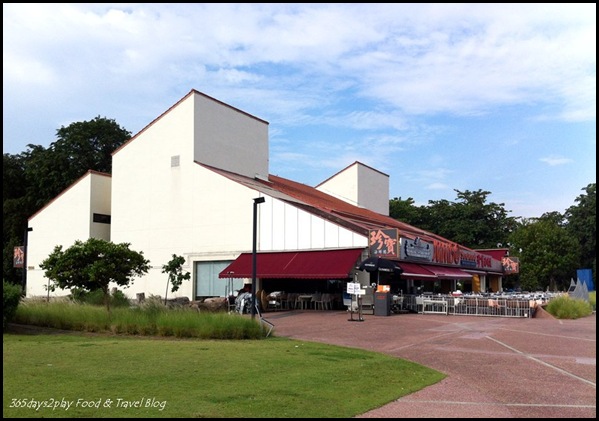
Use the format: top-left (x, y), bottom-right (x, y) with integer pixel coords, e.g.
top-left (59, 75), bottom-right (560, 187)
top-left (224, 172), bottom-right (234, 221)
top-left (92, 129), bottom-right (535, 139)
top-left (402, 293), bottom-right (557, 318)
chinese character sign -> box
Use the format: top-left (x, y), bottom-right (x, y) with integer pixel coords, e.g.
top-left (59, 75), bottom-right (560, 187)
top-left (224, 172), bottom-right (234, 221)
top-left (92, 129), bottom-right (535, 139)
top-left (13, 246), bottom-right (24, 268)
top-left (369, 229), bottom-right (399, 258)
top-left (502, 256), bottom-right (520, 274)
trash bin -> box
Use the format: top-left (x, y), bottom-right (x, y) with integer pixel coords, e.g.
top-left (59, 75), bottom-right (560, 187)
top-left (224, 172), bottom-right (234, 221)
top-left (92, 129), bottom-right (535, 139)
top-left (374, 292), bottom-right (391, 316)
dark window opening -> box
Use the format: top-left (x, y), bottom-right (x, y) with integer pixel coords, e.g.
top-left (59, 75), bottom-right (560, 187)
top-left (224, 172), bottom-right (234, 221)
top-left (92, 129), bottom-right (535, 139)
top-left (93, 213), bottom-right (111, 224)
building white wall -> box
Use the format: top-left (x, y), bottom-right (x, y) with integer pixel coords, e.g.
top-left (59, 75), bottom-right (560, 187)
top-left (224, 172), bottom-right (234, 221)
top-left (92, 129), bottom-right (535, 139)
top-left (112, 149), bottom-right (369, 301)
top-left (193, 93), bottom-right (269, 180)
top-left (89, 174), bottom-right (112, 240)
top-left (259, 196), bottom-right (368, 252)
top-left (111, 92), bottom-right (195, 299)
top-left (317, 162), bottom-right (390, 215)
top-left (110, 92), bottom-right (271, 300)
top-left (26, 172), bottom-right (111, 297)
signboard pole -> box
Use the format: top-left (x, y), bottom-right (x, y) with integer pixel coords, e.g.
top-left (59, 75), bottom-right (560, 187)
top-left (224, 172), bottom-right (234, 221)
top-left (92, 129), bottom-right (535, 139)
top-left (347, 282), bottom-right (364, 322)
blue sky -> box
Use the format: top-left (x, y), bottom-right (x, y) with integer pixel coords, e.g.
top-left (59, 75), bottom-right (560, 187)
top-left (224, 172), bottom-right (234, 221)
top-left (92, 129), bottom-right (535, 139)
top-left (3, 3), bottom-right (596, 219)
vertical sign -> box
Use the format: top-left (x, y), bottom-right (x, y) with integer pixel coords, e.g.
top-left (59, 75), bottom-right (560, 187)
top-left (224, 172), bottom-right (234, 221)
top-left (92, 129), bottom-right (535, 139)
top-left (502, 256), bottom-right (520, 274)
top-left (13, 246), bottom-right (24, 268)
top-left (368, 228), bottom-right (399, 258)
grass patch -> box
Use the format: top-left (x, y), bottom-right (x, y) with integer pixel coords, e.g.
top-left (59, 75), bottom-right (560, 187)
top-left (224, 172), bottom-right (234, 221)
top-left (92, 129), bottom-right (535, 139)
top-left (13, 301), bottom-right (264, 340)
top-left (3, 333), bottom-right (445, 418)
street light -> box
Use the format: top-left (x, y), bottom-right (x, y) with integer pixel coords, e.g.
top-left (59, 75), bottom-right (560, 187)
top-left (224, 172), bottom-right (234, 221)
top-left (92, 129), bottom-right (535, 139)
top-left (22, 227), bottom-right (33, 293)
top-left (251, 196), bottom-right (265, 319)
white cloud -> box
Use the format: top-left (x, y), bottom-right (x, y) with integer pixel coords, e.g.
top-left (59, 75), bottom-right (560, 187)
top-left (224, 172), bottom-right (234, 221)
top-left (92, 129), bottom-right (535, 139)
top-left (2, 3), bottom-right (595, 219)
top-left (426, 182), bottom-right (450, 191)
top-left (539, 156), bottom-right (574, 166)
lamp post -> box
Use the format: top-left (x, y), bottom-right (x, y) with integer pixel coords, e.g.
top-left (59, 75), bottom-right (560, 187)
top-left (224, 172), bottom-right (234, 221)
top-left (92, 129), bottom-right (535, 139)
top-left (22, 227), bottom-right (33, 293)
top-left (227, 271), bottom-right (235, 295)
top-left (251, 196), bottom-right (265, 319)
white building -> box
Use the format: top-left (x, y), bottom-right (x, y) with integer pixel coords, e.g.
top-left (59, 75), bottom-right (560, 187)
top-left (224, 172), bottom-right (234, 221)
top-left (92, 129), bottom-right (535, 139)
top-left (27, 171), bottom-right (112, 297)
top-left (26, 89), bottom-right (504, 301)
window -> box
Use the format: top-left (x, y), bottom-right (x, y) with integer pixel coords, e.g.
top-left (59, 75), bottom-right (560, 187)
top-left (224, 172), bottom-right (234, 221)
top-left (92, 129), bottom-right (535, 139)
top-left (93, 213), bottom-right (111, 224)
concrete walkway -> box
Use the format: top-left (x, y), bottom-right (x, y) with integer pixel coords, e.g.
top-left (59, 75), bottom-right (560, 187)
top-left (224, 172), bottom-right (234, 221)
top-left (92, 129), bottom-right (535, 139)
top-left (266, 308), bottom-right (596, 418)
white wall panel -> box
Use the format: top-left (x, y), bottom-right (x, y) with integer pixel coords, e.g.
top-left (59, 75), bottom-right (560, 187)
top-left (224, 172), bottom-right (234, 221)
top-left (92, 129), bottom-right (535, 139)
top-left (324, 223), bottom-right (340, 248)
top-left (310, 216), bottom-right (326, 249)
top-left (89, 174), bottom-right (112, 240)
top-left (270, 199), bottom-right (286, 250)
top-left (283, 205), bottom-right (299, 249)
top-left (317, 162), bottom-right (389, 215)
top-left (26, 173), bottom-right (111, 297)
top-left (259, 196), bottom-right (274, 251)
top-left (296, 210), bottom-right (312, 249)
top-left (194, 93), bottom-right (269, 180)
top-left (338, 226), bottom-right (355, 248)
top-left (111, 94), bottom-right (196, 299)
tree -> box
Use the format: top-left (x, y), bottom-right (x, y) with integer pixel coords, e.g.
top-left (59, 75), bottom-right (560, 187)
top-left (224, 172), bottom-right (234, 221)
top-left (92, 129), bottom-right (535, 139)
top-left (3, 117), bottom-right (131, 286)
top-left (390, 189), bottom-right (517, 249)
top-left (507, 216), bottom-right (580, 291)
top-left (429, 190), bottom-right (517, 248)
top-left (162, 254), bottom-right (191, 305)
top-left (23, 116), bottom-right (131, 210)
top-left (40, 238), bottom-right (150, 311)
top-left (2, 153), bottom-right (34, 284)
top-left (389, 196), bottom-right (428, 227)
top-left (565, 183), bottom-right (596, 280)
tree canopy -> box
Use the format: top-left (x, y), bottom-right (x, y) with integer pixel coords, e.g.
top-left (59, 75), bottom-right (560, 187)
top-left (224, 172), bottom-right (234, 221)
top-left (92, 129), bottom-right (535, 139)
top-left (40, 238), bottom-right (150, 310)
top-left (390, 189), bottom-right (518, 249)
top-left (565, 183), bottom-right (596, 276)
top-left (507, 215), bottom-right (580, 291)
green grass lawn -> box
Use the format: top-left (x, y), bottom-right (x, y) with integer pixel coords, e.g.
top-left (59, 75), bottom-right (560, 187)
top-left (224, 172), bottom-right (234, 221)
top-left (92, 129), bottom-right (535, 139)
top-left (3, 332), bottom-right (445, 418)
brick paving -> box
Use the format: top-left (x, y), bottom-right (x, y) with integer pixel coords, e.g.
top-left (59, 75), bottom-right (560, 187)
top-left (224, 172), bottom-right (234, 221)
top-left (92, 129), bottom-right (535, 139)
top-left (266, 308), bottom-right (596, 418)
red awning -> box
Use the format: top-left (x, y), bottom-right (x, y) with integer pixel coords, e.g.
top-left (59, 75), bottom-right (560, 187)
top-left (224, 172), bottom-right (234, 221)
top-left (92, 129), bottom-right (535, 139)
top-left (420, 265), bottom-right (473, 279)
top-left (397, 262), bottom-right (438, 280)
top-left (218, 248), bottom-right (364, 279)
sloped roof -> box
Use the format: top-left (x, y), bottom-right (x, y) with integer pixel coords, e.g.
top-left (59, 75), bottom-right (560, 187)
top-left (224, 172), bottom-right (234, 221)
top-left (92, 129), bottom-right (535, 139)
top-left (199, 162), bottom-right (479, 252)
top-left (28, 170), bottom-right (111, 221)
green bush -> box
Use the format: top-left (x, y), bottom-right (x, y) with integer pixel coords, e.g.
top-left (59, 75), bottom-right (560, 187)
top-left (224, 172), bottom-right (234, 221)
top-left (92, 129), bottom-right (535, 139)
top-left (545, 294), bottom-right (593, 319)
top-left (70, 287), bottom-right (131, 307)
top-left (3, 281), bottom-right (23, 330)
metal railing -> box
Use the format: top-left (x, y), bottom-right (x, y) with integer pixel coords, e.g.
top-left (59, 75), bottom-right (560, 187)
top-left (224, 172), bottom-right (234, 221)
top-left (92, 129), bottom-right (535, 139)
top-left (403, 293), bottom-right (557, 318)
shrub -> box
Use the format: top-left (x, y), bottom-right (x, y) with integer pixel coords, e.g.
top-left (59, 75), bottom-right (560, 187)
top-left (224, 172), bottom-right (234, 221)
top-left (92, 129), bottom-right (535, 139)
top-left (70, 287), bottom-right (131, 308)
top-left (545, 295), bottom-right (593, 319)
top-left (3, 281), bottom-right (23, 330)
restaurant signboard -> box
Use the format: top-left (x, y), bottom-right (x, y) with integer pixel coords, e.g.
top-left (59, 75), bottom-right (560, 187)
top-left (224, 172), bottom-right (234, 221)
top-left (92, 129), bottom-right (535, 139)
top-left (369, 228), bottom-right (399, 258)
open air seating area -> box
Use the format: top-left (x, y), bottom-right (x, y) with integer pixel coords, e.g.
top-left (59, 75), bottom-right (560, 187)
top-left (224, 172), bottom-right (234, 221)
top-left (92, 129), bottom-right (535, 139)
top-left (238, 290), bottom-right (561, 318)
top-left (404, 292), bottom-right (561, 318)
top-left (255, 291), bottom-right (343, 312)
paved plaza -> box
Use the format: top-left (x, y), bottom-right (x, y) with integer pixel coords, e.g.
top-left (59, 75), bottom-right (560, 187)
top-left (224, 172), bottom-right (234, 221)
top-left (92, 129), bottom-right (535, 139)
top-left (267, 308), bottom-right (596, 418)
